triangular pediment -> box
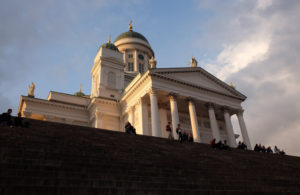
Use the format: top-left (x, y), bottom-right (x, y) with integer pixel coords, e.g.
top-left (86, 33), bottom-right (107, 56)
top-left (151, 68), bottom-right (246, 99)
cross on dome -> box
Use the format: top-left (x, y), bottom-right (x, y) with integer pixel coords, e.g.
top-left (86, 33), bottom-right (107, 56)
top-left (129, 20), bottom-right (133, 31)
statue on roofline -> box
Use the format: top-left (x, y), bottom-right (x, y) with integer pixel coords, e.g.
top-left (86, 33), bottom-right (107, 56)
top-left (187, 56), bottom-right (198, 67)
top-left (191, 56), bottom-right (198, 67)
top-left (28, 82), bottom-right (35, 98)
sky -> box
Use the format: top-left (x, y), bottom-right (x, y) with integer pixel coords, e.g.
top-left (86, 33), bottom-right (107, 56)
top-left (1, 0), bottom-right (300, 156)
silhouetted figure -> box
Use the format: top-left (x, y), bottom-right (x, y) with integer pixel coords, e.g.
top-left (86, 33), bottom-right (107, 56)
top-left (237, 141), bottom-right (247, 150)
top-left (261, 145), bottom-right (266, 153)
top-left (266, 146), bottom-right (273, 153)
top-left (210, 139), bottom-right (216, 148)
top-left (14, 112), bottom-right (23, 127)
top-left (274, 146), bottom-right (285, 155)
top-left (176, 124), bottom-right (183, 143)
top-left (182, 131), bottom-right (188, 142)
top-left (0, 109), bottom-right (13, 127)
top-left (254, 144), bottom-right (260, 152)
top-left (166, 121), bottom-right (173, 140)
top-left (215, 140), bottom-right (222, 149)
top-left (125, 122), bottom-right (136, 135)
top-left (188, 132), bottom-right (193, 142)
top-left (222, 140), bottom-right (230, 150)
top-left (14, 112), bottom-right (29, 128)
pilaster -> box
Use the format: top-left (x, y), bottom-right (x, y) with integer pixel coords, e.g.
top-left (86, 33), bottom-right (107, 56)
top-left (169, 93), bottom-right (179, 140)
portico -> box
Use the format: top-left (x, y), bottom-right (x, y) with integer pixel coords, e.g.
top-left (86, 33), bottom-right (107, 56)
top-left (120, 67), bottom-right (250, 147)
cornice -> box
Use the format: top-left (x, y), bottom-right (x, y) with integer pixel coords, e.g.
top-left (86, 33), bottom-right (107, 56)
top-left (149, 72), bottom-right (246, 101)
top-left (150, 67), bottom-right (247, 100)
top-left (20, 96), bottom-right (87, 111)
top-left (121, 70), bottom-right (151, 102)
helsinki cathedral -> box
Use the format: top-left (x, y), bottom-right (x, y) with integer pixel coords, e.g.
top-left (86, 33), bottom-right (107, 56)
top-left (18, 22), bottom-right (251, 148)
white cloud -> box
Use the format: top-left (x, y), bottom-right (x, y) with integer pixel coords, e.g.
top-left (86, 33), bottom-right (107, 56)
top-left (216, 35), bottom-right (270, 80)
top-left (200, 0), bottom-right (300, 156)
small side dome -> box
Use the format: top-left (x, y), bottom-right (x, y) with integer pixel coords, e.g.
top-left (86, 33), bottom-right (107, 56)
top-left (74, 85), bottom-right (85, 97)
top-left (100, 42), bottom-right (119, 51)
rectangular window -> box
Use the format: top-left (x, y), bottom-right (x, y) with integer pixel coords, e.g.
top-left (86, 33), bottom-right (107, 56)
top-left (128, 54), bottom-right (133, 58)
top-left (128, 63), bottom-right (134, 71)
top-left (139, 63), bottom-right (144, 73)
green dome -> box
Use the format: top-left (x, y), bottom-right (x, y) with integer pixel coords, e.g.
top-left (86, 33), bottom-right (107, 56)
top-left (74, 85), bottom-right (85, 97)
top-left (74, 91), bottom-right (85, 97)
top-left (114, 30), bottom-right (149, 43)
top-left (101, 42), bottom-right (119, 51)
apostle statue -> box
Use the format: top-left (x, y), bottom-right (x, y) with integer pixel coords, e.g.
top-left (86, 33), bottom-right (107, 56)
top-left (191, 56), bottom-right (198, 67)
top-left (149, 56), bottom-right (157, 69)
top-left (28, 82), bottom-right (35, 98)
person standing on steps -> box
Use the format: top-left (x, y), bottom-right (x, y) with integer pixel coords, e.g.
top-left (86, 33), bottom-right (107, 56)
top-left (166, 121), bottom-right (173, 140)
top-left (176, 123), bottom-right (183, 143)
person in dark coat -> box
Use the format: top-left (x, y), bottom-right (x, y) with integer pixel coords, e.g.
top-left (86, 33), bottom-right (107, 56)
top-left (0, 109), bottom-right (13, 126)
top-left (176, 124), bottom-right (183, 142)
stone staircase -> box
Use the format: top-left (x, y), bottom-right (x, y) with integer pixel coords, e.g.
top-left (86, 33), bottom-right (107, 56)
top-left (0, 119), bottom-right (300, 194)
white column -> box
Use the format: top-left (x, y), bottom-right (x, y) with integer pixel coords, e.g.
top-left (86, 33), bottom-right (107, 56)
top-left (136, 98), bottom-right (149, 135)
top-left (169, 94), bottom-right (179, 140)
top-left (223, 108), bottom-right (237, 147)
top-left (123, 49), bottom-right (127, 64)
top-left (237, 111), bottom-right (252, 149)
top-left (208, 103), bottom-right (221, 142)
top-left (188, 99), bottom-right (201, 143)
top-left (149, 89), bottom-right (160, 137)
top-left (134, 50), bottom-right (138, 72)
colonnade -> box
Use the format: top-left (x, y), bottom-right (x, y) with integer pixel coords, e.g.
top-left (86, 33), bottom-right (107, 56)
top-left (127, 89), bottom-right (251, 149)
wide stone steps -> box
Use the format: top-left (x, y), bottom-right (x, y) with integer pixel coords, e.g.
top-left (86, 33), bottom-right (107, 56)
top-left (1, 118), bottom-right (300, 194)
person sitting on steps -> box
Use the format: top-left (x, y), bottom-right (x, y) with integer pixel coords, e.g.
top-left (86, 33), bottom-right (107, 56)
top-left (14, 112), bottom-right (30, 128)
top-left (222, 140), bottom-right (230, 150)
top-left (237, 141), bottom-right (247, 150)
top-left (210, 138), bottom-right (216, 148)
top-left (125, 122), bottom-right (136, 135)
top-left (0, 108), bottom-right (13, 127)
top-left (188, 132), bottom-right (193, 142)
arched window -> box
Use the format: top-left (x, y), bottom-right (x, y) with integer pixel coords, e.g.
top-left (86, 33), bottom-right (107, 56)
top-left (107, 72), bottom-right (116, 89)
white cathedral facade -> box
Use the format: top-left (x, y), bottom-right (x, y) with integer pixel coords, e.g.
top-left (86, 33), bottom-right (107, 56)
top-left (18, 24), bottom-right (251, 149)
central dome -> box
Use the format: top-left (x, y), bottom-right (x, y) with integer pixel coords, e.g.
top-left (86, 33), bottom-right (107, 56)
top-left (114, 30), bottom-right (149, 43)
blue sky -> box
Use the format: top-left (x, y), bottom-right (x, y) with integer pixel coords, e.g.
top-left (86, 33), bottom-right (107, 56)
top-left (1, 0), bottom-right (300, 156)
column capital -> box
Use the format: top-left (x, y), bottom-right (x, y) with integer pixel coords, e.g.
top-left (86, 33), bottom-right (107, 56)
top-left (221, 106), bottom-right (231, 113)
top-left (168, 92), bottom-right (178, 99)
top-left (148, 88), bottom-right (158, 95)
top-left (237, 109), bottom-right (244, 116)
top-left (136, 99), bottom-right (142, 106)
top-left (206, 102), bottom-right (215, 109)
top-left (186, 97), bottom-right (195, 104)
